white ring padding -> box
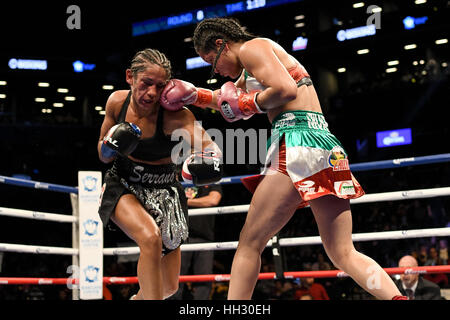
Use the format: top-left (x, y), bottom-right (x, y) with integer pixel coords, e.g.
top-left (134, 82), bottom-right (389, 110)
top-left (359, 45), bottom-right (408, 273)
top-left (0, 207), bottom-right (77, 223)
top-left (102, 227), bottom-right (450, 255)
top-left (188, 187), bottom-right (450, 216)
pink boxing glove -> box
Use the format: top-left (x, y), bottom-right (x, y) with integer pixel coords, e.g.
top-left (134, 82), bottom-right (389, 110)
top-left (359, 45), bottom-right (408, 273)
top-left (159, 79), bottom-right (213, 111)
top-left (217, 82), bottom-right (265, 122)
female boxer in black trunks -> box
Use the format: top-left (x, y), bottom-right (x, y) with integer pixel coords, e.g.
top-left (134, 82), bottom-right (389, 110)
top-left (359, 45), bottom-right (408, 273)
top-left (97, 48), bottom-right (222, 300)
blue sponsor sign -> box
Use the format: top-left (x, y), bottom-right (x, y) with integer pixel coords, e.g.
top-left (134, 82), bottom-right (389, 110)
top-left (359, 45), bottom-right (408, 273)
top-left (292, 36), bottom-right (308, 51)
top-left (186, 56), bottom-right (210, 70)
top-left (376, 128), bottom-right (412, 148)
top-left (73, 60), bottom-right (96, 73)
top-left (403, 16), bottom-right (428, 30)
top-left (9, 58), bottom-right (47, 70)
top-left (337, 24), bottom-right (376, 42)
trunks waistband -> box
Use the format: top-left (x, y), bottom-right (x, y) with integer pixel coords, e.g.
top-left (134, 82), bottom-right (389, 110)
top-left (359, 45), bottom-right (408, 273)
top-left (271, 110), bottom-right (330, 132)
top-left (111, 156), bottom-right (177, 187)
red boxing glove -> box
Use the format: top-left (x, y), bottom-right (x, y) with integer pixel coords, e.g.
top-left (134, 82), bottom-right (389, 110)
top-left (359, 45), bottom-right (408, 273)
top-left (217, 82), bottom-right (265, 122)
top-left (160, 79), bottom-right (213, 111)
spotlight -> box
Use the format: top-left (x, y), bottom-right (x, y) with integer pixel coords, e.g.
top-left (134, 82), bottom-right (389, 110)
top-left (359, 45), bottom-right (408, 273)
top-left (404, 44), bottom-right (417, 50)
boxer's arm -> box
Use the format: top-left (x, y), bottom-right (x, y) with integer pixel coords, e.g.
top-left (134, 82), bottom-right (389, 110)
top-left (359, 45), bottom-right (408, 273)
top-left (192, 86), bottom-right (221, 111)
top-left (239, 39), bottom-right (298, 110)
top-left (98, 92), bottom-right (121, 163)
top-left (205, 89), bottom-right (221, 111)
top-left (168, 108), bottom-right (222, 183)
top-left (187, 191), bottom-right (222, 208)
top-left (178, 109), bottom-right (222, 156)
top-left (179, 112), bottom-right (223, 186)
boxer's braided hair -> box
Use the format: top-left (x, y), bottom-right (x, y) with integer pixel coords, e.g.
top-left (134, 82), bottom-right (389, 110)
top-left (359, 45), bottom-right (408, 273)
top-left (193, 17), bottom-right (256, 54)
top-left (129, 48), bottom-right (172, 79)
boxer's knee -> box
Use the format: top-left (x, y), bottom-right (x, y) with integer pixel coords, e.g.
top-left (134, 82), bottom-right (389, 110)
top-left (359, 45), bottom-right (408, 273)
top-left (136, 228), bottom-right (162, 255)
top-left (323, 242), bottom-right (356, 270)
top-left (237, 223), bottom-right (271, 254)
top-left (163, 281), bottom-right (179, 299)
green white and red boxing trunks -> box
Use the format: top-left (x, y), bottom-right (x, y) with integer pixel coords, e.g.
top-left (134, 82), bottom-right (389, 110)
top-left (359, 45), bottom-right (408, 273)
top-left (241, 110), bottom-right (364, 208)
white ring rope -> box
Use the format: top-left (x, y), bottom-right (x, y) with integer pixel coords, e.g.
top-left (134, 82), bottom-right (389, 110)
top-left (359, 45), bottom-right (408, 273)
top-left (102, 227), bottom-right (450, 255)
top-left (278, 227), bottom-right (450, 247)
top-left (0, 243), bottom-right (77, 255)
top-left (1, 187), bottom-right (448, 221)
top-left (2, 227), bottom-right (449, 256)
top-left (189, 204), bottom-right (250, 216)
top-left (0, 187), bottom-right (449, 256)
top-left (188, 187), bottom-right (450, 216)
top-left (350, 187), bottom-right (450, 205)
top-left (0, 207), bottom-right (77, 223)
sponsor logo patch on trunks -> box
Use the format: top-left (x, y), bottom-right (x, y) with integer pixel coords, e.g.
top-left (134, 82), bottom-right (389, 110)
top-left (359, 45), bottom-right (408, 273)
top-left (328, 146), bottom-right (347, 167)
top-left (274, 112), bottom-right (296, 129)
top-left (333, 159), bottom-right (350, 171)
top-left (306, 112), bottom-right (329, 131)
top-left (297, 180), bottom-right (316, 193)
top-left (334, 180), bottom-right (356, 195)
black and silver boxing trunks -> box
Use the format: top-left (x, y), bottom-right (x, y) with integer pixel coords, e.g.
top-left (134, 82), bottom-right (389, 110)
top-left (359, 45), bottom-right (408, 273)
top-left (98, 156), bottom-right (189, 255)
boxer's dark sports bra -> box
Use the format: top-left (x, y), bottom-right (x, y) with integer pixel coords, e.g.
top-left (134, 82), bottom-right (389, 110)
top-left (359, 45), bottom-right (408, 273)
top-left (117, 91), bottom-right (180, 161)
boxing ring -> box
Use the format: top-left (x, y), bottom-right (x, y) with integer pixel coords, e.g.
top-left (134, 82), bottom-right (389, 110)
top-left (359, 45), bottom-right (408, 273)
top-left (1, 153), bottom-right (450, 299)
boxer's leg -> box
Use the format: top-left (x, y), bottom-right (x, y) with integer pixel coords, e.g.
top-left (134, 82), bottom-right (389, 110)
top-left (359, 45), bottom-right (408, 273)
top-left (112, 194), bottom-right (164, 300)
top-left (309, 195), bottom-right (403, 300)
top-left (227, 170), bottom-right (302, 300)
top-left (161, 247), bottom-right (181, 299)
top-left (132, 247), bottom-right (181, 300)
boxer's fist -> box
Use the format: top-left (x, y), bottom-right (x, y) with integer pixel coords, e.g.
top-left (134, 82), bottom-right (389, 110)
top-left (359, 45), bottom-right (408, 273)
top-left (101, 122), bottom-right (141, 158)
top-left (217, 82), bottom-right (264, 122)
top-left (160, 79), bottom-right (214, 110)
top-left (182, 151), bottom-right (223, 186)
top-left (160, 79), bottom-right (198, 111)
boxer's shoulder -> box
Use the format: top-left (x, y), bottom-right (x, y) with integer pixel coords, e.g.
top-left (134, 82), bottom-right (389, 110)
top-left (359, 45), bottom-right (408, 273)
top-left (106, 90), bottom-right (129, 107)
top-left (162, 107), bottom-right (196, 132)
top-left (105, 90), bottom-right (130, 120)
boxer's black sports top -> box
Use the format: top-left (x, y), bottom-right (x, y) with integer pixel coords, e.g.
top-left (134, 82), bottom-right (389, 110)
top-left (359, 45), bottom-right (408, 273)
top-left (117, 91), bottom-right (180, 161)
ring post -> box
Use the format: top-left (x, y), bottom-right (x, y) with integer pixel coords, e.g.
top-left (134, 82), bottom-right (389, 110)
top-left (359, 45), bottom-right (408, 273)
top-left (78, 171), bottom-right (103, 300)
top-left (70, 193), bottom-right (80, 300)
top-left (271, 233), bottom-right (285, 280)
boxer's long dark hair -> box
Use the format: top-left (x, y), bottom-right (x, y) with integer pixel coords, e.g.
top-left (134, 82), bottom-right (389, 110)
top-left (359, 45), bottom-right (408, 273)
top-left (193, 17), bottom-right (256, 55)
top-left (129, 48), bottom-right (172, 79)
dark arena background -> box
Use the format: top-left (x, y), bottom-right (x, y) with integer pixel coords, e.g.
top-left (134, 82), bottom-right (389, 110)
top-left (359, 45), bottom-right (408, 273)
top-left (0, 0), bottom-right (449, 309)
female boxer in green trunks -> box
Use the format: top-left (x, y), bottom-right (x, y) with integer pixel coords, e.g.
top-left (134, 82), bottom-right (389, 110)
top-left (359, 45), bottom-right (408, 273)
top-left (159, 18), bottom-right (406, 300)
